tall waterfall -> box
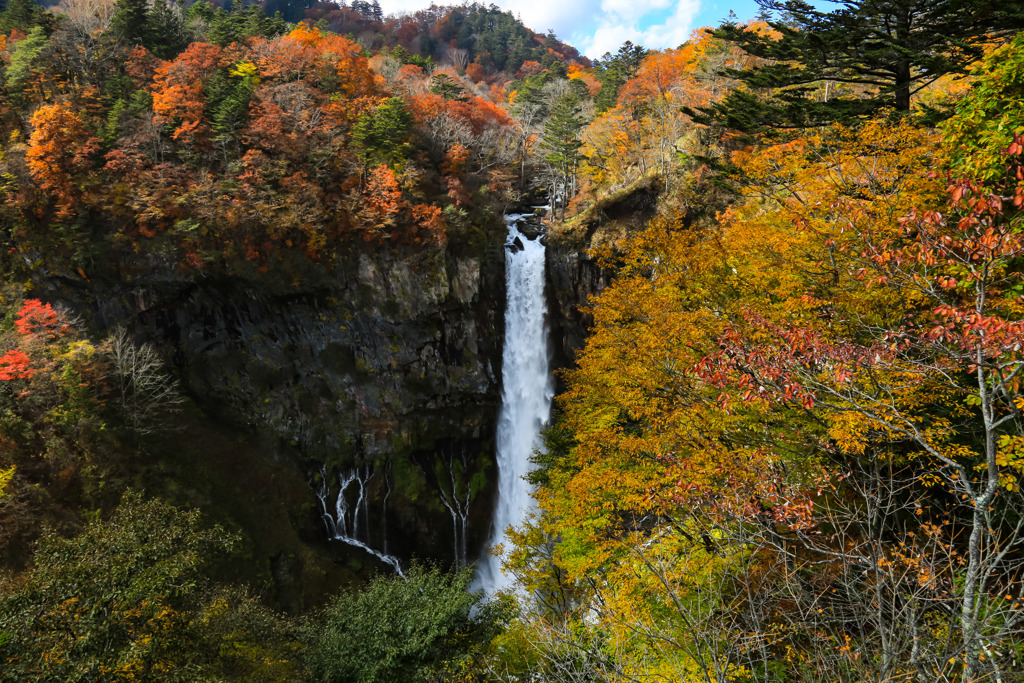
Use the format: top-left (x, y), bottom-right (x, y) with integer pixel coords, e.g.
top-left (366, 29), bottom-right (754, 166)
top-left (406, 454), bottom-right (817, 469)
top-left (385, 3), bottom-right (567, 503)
top-left (473, 213), bottom-right (554, 593)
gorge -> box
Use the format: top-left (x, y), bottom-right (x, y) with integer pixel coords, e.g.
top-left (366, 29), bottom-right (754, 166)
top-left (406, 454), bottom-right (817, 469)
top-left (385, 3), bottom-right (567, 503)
top-left (6, 1), bottom-right (1023, 678)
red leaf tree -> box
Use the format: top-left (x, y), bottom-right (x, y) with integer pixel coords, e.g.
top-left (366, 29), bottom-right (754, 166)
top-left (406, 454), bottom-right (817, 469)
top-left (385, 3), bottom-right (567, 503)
top-left (697, 138), bottom-right (1024, 679)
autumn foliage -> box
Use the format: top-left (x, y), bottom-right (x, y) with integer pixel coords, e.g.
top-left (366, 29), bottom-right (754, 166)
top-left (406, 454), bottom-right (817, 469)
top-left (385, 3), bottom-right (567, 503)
top-left (507, 33), bottom-right (1024, 675)
top-left (9, 1), bottom-right (1024, 678)
top-left (26, 104), bottom-right (101, 216)
top-left (0, 349), bottom-right (32, 381)
top-left (14, 299), bottom-right (65, 339)
top-left (151, 42), bottom-right (224, 141)
top-left (6, 17), bottom-right (522, 279)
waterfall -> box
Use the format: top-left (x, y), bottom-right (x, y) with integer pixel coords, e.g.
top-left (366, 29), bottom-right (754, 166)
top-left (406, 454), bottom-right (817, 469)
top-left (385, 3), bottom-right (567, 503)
top-left (473, 212), bottom-right (554, 593)
top-left (316, 465), bottom-right (404, 577)
top-left (436, 443), bottom-right (472, 567)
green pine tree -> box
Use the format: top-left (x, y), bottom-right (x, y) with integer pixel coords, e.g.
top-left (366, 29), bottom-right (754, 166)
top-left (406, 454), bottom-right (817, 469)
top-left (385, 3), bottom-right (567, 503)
top-left (4, 25), bottom-right (47, 94)
top-left (429, 73), bottom-right (466, 101)
top-left (146, 0), bottom-right (189, 59)
top-left (206, 5), bottom-right (236, 46)
top-left (209, 62), bottom-right (257, 160)
top-left (184, 0), bottom-right (215, 24)
top-left (111, 0), bottom-right (150, 47)
top-left (0, 0), bottom-right (43, 33)
top-left (696, 0), bottom-right (1024, 134)
top-left (593, 40), bottom-right (648, 112)
top-left (352, 97), bottom-right (414, 170)
top-left (206, 0), bottom-right (285, 47)
top-left (541, 92), bottom-right (587, 219)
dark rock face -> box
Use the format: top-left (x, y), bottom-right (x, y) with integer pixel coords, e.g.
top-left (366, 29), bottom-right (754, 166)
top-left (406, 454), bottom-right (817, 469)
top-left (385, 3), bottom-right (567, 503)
top-left (161, 250), bottom-right (502, 462)
top-left (38, 232), bottom-right (506, 584)
top-left (544, 180), bottom-right (660, 376)
top-left (517, 220), bottom-right (543, 241)
top-left (546, 246), bottom-right (610, 377)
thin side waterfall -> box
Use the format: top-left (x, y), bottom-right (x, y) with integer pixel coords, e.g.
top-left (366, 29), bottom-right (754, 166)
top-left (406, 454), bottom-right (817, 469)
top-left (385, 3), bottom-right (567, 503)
top-left (473, 212), bottom-right (554, 594)
top-left (437, 443), bottom-right (472, 567)
top-left (316, 465), bottom-right (404, 577)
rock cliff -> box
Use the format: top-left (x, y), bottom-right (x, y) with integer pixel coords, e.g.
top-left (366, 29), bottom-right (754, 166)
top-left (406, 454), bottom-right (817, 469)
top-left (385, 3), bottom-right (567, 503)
top-left (36, 228), bottom-right (506, 601)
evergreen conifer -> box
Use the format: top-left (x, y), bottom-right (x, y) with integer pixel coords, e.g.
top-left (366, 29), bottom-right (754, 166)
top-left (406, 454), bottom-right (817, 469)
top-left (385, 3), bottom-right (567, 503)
top-left (542, 92), bottom-right (586, 218)
top-left (594, 41), bottom-right (648, 112)
top-left (111, 0), bottom-right (151, 47)
top-left (0, 0), bottom-right (42, 33)
top-left (698, 0), bottom-right (1024, 134)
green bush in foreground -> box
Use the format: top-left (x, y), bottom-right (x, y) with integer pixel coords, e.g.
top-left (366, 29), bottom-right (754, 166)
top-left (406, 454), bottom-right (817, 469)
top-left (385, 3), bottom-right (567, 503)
top-left (302, 563), bottom-right (507, 683)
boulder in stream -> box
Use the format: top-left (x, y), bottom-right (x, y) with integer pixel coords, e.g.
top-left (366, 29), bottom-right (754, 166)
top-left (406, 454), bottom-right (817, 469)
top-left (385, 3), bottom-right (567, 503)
top-left (518, 221), bottom-right (544, 240)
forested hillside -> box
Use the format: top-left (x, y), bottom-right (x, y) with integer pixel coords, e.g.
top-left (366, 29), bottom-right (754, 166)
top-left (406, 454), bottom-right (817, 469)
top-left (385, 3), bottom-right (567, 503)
top-left (501, 2), bottom-right (1024, 681)
top-left (0, 0), bottom-right (556, 677)
top-left (3, 0), bottom-right (1024, 680)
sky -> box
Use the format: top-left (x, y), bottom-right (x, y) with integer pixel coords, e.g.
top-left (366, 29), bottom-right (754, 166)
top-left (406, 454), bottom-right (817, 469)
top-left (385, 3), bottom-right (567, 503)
top-left (379, 0), bottom-right (767, 59)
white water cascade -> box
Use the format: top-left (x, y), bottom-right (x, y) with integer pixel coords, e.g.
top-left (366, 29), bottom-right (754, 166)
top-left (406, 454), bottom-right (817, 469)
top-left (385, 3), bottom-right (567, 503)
top-left (316, 464), bottom-right (404, 577)
top-left (473, 212), bottom-right (554, 594)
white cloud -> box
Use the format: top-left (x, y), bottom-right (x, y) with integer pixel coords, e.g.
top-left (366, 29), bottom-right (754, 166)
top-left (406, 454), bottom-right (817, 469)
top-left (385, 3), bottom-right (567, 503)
top-left (638, 0), bottom-right (702, 47)
top-left (600, 0), bottom-right (671, 20)
top-left (578, 0), bottom-right (701, 58)
top-left (518, 3), bottom-right (604, 37)
top-left (582, 24), bottom-right (644, 60)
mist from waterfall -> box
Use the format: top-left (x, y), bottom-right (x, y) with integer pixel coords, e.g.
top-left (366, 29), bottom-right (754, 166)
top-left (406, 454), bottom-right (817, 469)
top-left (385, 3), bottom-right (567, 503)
top-left (473, 213), bottom-right (554, 594)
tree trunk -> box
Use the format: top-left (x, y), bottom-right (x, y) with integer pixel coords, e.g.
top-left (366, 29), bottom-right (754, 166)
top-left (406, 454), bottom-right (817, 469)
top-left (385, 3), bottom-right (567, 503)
top-left (895, 57), bottom-right (911, 111)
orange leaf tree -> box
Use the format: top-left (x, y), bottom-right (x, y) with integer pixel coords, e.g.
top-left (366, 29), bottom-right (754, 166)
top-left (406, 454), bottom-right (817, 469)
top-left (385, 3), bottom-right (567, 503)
top-left (26, 103), bottom-right (101, 216)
